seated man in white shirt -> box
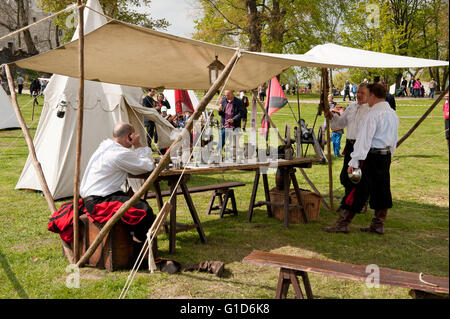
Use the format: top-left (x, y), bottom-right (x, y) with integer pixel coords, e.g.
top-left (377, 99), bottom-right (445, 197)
top-left (323, 83), bottom-right (399, 234)
top-left (80, 122), bottom-right (155, 243)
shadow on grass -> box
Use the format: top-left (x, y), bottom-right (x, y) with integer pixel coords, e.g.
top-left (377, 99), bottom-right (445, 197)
top-left (155, 196), bottom-right (448, 278)
top-left (0, 249), bottom-right (29, 299)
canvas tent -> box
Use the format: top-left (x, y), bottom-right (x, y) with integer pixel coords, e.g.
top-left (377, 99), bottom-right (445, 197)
top-left (15, 0), bottom-right (175, 200)
top-left (0, 85), bottom-right (20, 130)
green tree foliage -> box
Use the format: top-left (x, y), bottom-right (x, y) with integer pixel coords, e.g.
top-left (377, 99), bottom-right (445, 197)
top-left (36, 0), bottom-right (169, 44)
top-left (340, 0), bottom-right (448, 89)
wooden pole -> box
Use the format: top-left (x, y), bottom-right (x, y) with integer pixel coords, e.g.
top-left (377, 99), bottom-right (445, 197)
top-left (76, 49), bottom-right (242, 268)
top-left (4, 64), bottom-right (75, 263)
top-left (396, 86), bottom-right (449, 148)
top-left (72, 0), bottom-right (85, 263)
top-left (322, 68), bottom-right (334, 212)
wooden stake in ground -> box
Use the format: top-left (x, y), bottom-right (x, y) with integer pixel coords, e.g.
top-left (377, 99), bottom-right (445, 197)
top-left (4, 64), bottom-right (75, 263)
top-left (76, 49), bottom-right (242, 268)
top-left (72, 0), bottom-right (85, 263)
top-left (396, 86), bottom-right (449, 148)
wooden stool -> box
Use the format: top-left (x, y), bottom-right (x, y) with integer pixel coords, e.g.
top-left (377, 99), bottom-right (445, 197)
top-left (206, 188), bottom-right (238, 218)
top-left (79, 215), bottom-right (157, 271)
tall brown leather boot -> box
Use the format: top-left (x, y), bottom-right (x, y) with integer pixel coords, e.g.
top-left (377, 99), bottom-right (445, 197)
top-left (322, 209), bottom-right (356, 233)
top-left (360, 209), bottom-right (388, 234)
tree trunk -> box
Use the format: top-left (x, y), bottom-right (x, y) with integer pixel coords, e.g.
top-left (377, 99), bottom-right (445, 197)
top-left (246, 0), bottom-right (261, 52)
top-left (17, 0), bottom-right (39, 55)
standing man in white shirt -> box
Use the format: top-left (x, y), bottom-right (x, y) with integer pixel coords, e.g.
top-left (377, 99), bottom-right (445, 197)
top-left (323, 82), bottom-right (399, 234)
top-left (80, 122), bottom-right (155, 243)
top-left (323, 83), bottom-right (371, 235)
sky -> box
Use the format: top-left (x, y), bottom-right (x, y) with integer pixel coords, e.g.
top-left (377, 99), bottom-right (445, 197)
top-left (134, 0), bottom-right (199, 37)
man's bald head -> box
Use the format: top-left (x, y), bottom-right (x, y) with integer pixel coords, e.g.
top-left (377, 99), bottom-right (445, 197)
top-left (113, 122), bottom-right (133, 139)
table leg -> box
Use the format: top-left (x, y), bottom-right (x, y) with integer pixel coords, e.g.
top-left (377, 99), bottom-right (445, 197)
top-left (262, 173), bottom-right (272, 218)
top-left (247, 170), bottom-right (260, 222)
top-left (153, 181), bottom-right (164, 211)
top-left (290, 170), bottom-right (308, 223)
top-left (180, 182), bottom-right (207, 244)
top-left (283, 168), bottom-right (291, 229)
top-left (169, 179), bottom-right (177, 253)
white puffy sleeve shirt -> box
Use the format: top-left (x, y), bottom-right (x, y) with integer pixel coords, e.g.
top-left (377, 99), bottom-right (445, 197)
top-left (349, 102), bottom-right (399, 169)
top-left (329, 102), bottom-right (370, 140)
top-left (80, 139), bottom-right (154, 198)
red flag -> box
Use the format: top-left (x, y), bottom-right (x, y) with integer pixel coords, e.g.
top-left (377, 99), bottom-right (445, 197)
top-left (260, 77), bottom-right (288, 136)
top-left (174, 90), bottom-right (195, 114)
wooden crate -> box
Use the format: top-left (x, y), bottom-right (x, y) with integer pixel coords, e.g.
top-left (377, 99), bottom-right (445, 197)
top-left (79, 215), bottom-right (157, 271)
top-left (269, 187), bottom-right (321, 223)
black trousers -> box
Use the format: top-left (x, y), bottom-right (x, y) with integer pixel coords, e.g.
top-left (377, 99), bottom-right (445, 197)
top-left (145, 120), bottom-right (158, 145)
top-left (341, 151), bottom-right (392, 213)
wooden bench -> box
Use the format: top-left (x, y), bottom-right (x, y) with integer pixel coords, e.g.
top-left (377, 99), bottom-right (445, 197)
top-left (243, 250), bottom-right (449, 299)
top-left (144, 181), bottom-right (245, 217)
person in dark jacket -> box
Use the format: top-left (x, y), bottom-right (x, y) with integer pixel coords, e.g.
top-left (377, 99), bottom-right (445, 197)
top-left (217, 90), bottom-right (244, 150)
top-left (142, 88), bottom-right (158, 147)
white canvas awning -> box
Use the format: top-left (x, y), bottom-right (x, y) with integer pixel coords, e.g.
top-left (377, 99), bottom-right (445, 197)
top-left (10, 14), bottom-right (447, 91)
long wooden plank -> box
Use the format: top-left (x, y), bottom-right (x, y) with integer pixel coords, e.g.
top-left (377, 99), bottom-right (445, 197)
top-left (143, 182), bottom-right (245, 199)
top-left (243, 250), bottom-right (449, 294)
top-left (131, 158), bottom-right (318, 178)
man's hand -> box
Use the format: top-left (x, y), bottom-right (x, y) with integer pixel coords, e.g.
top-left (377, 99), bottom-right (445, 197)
top-left (227, 119), bottom-right (234, 123)
top-left (347, 166), bottom-right (354, 174)
top-left (130, 133), bottom-right (142, 148)
top-left (218, 105), bottom-right (223, 112)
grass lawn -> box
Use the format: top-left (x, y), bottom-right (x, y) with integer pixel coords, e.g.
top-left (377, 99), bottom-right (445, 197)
top-left (0, 93), bottom-right (448, 299)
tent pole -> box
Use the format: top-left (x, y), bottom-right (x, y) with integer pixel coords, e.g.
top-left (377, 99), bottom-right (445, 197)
top-left (396, 86), bottom-right (449, 148)
top-left (73, 0), bottom-right (85, 263)
top-left (321, 68), bottom-right (334, 212)
top-left (4, 64), bottom-right (75, 263)
top-left (76, 49), bottom-right (242, 268)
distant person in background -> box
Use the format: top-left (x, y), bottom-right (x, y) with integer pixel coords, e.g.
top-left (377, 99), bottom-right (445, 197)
top-left (400, 77), bottom-right (408, 96)
top-left (351, 83), bottom-right (358, 101)
top-left (142, 88), bottom-right (158, 147)
top-left (157, 92), bottom-right (171, 110)
top-left (443, 92), bottom-right (449, 152)
top-left (217, 90), bottom-right (243, 150)
top-left (258, 84), bottom-right (266, 101)
top-left (239, 90), bottom-right (249, 131)
top-left (330, 104), bottom-right (346, 157)
top-left (409, 78), bottom-right (415, 96)
top-left (17, 76), bottom-right (24, 94)
top-left (429, 78), bottom-right (437, 98)
top-left (385, 90), bottom-right (396, 111)
top-left (343, 80), bottom-right (351, 101)
top-left (413, 78), bottom-right (421, 98)
top-left (307, 82), bottom-right (312, 93)
top-left (286, 83), bottom-right (290, 95)
top-left (30, 78), bottom-right (41, 105)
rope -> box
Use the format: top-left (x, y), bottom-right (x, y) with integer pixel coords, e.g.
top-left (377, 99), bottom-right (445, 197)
top-left (0, 4), bottom-right (82, 42)
top-left (118, 53), bottom-right (241, 299)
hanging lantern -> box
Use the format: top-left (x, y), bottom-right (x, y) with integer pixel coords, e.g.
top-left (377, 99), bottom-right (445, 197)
top-left (207, 55), bottom-right (225, 85)
top-left (56, 100), bottom-right (67, 118)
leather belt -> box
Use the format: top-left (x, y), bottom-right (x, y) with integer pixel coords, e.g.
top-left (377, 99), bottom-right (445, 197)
top-left (369, 147), bottom-right (390, 155)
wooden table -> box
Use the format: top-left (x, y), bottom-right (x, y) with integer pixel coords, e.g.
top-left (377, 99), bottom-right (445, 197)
top-left (130, 157), bottom-right (321, 253)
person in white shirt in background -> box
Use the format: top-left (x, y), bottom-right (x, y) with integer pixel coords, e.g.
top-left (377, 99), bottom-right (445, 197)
top-left (80, 122), bottom-right (155, 243)
top-left (323, 82), bottom-right (399, 235)
top-left (323, 83), bottom-right (370, 233)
